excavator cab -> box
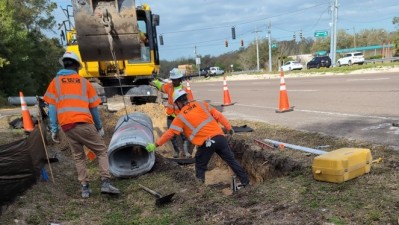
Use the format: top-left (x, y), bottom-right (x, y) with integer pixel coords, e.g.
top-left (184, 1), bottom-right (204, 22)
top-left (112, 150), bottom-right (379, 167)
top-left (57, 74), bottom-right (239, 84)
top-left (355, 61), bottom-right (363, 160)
top-left (71, 0), bottom-right (141, 61)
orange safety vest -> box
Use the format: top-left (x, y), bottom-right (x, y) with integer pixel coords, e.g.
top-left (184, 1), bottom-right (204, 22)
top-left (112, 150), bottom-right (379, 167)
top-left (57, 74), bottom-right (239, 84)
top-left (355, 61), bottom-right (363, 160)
top-left (157, 101), bottom-right (231, 146)
top-left (162, 82), bottom-right (193, 116)
top-left (43, 74), bottom-right (101, 126)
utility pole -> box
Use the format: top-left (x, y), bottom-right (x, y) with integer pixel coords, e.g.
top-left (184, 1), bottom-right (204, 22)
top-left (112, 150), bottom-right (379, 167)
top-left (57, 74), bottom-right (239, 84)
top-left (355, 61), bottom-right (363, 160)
top-left (268, 21), bottom-right (272, 72)
top-left (194, 46), bottom-right (200, 77)
top-left (353, 26), bottom-right (356, 49)
top-left (255, 26), bottom-right (260, 71)
top-left (330, 0), bottom-right (338, 67)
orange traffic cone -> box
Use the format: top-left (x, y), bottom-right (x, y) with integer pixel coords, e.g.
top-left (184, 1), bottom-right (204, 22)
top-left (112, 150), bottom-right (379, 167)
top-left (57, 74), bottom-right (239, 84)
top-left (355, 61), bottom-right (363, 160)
top-left (222, 76), bottom-right (234, 106)
top-left (84, 146), bottom-right (96, 161)
top-left (20, 91), bottom-right (35, 132)
top-left (185, 79), bottom-right (194, 101)
top-left (276, 69), bottom-right (294, 113)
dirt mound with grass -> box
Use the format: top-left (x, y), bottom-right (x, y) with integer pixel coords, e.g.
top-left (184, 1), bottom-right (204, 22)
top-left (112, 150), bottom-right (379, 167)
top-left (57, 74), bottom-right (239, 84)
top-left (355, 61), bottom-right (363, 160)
top-left (1, 103), bottom-right (399, 224)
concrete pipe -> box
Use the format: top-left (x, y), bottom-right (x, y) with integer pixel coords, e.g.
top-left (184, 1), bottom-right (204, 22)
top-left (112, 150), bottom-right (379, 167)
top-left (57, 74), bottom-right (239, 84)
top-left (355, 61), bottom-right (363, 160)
top-left (108, 112), bottom-right (155, 178)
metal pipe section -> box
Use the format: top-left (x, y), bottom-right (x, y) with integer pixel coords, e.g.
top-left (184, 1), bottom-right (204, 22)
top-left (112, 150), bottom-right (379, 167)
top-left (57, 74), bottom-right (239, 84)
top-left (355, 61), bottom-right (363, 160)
top-left (8, 96), bottom-right (41, 106)
top-left (108, 112), bottom-right (155, 178)
top-left (263, 139), bottom-right (327, 155)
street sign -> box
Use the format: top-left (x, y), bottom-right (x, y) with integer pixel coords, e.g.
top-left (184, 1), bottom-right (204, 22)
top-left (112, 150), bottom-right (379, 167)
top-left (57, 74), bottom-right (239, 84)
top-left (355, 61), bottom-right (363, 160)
top-left (196, 57), bottom-right (201, 65)
top-left (314, 30), bottom-right (328, 37)
top-left (271, 43), bottom-right (278, 49)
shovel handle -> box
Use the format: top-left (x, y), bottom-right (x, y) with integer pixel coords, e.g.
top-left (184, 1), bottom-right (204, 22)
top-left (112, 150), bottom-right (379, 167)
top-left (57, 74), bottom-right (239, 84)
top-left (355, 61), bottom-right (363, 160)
top-left (139, 184), bottom-right (161, 198)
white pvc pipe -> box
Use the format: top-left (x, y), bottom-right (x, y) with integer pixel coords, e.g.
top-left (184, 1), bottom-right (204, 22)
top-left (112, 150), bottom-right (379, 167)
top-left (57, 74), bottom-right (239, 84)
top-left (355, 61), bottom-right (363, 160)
top-left (263, 139), bottom-right (327, 155)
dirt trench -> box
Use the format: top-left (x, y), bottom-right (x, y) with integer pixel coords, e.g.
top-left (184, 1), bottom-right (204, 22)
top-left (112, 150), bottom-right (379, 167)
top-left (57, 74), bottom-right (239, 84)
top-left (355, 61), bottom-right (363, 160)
top-left (207, 137), bottom-right (304, 187)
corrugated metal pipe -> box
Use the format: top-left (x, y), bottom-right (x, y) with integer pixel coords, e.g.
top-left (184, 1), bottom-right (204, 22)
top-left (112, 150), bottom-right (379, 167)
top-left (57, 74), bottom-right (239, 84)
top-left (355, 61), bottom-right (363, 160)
top-left (108, 112), bottom-right (155, 178)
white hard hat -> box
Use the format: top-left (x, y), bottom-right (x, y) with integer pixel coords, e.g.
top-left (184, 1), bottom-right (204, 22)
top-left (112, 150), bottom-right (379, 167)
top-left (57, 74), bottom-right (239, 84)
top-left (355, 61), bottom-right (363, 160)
top-left (173, 89), bottom-right (187, 103)
top-left (169, 68), bottom-right (183, 80)
top-left (59, 51), bottom-right (82, 70)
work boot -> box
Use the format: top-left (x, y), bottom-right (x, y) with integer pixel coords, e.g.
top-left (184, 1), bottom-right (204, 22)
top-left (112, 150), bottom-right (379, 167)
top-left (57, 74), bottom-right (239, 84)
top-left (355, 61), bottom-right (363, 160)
top-left (81, 183), bottom-right (91, 198)
top-left (172, 150), bottom-right (179, 158)
top-left (183, 141), bottom-right (191, 158)
top-left (171, 140), bottom-right (180, 158)
top-left (101, 179), bottom-right (120, 195)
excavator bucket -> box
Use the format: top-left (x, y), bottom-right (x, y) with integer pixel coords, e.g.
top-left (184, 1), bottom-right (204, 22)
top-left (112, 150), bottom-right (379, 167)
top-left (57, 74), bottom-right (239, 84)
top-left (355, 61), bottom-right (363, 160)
top-left (71, 0), bottom-right (141, 61)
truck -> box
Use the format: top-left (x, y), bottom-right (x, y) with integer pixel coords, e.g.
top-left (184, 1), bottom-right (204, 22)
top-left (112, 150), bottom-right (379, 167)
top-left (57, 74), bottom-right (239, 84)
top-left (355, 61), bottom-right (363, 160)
top-left (209, 67), bottom-right (224, 76)
top-left (60, 0), bottom-right (161, 105)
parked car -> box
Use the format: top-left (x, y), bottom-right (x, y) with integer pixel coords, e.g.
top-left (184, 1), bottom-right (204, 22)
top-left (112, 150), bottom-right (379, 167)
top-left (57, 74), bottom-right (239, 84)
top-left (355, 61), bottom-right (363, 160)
top-left (307, 56), bottom-right (331, 69)
top-left (336, 52), bottom-right (364, 66)
top-left (281, 61), bottom-right (303, 71)
top-left (209, 67), bottom-right (224, 76)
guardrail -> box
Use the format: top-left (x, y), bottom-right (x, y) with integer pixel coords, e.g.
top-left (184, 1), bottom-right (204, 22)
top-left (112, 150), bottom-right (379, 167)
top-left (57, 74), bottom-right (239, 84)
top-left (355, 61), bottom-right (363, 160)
top-left (364, 57), bottom-right (399, 64)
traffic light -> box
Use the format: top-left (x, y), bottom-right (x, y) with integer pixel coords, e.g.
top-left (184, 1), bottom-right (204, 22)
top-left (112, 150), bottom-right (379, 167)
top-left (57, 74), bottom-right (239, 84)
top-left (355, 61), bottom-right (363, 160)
top-left (159, 34), bottom-right (164, 45)
top-left (240, 39), bottom-right (244, 47)
top-left (225, 40), bottom-right (228, 47)
top-left (231, 26), bottom-right (236, 40)
top-left (293, 33), bottom-right (296, 40)
top-left (299, 32), bottom-right (303, 39)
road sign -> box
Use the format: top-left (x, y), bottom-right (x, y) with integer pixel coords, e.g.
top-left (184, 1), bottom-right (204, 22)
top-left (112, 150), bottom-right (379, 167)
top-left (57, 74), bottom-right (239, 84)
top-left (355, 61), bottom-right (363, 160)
top-left (314, 31), bottom-right (328, 37)
top-left (271, 43), bottom-right (278, 49)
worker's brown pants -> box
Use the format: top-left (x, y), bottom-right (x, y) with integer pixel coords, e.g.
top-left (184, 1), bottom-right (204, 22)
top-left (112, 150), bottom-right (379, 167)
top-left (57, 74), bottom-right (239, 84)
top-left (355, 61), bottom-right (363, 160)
top-left (64, 123), bottom-right (111, 184)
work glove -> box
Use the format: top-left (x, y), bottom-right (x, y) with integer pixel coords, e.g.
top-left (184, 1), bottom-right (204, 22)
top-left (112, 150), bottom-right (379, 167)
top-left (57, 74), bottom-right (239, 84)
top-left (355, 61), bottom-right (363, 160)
top-left (228, 129), bottom-right (235, 136)
top-left (51, 132), bottom-right (60, 143)
top-left (146, 143), bottom-right (157, 152)
top-left (98, 127), bottom-right (105, 137)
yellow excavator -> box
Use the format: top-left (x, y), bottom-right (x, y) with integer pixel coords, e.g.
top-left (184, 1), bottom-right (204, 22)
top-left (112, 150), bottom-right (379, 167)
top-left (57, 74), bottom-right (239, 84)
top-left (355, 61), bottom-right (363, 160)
top-left (60, 0), bottom-right (160, 104)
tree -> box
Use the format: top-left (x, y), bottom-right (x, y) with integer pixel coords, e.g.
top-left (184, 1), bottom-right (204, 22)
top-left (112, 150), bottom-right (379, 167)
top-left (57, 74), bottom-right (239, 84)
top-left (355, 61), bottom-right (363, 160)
top-left (0, 0), bottom-right (63, 101)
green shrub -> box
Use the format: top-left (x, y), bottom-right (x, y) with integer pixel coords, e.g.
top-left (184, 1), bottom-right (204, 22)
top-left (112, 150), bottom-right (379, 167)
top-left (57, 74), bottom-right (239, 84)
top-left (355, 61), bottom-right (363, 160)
top-left (368, 55), bottom-right (382, 60)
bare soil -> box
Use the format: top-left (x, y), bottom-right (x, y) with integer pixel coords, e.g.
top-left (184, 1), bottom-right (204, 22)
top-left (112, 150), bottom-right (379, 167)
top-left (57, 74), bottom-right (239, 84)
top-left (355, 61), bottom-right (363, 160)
top-left (1, 102), bottom-right (399, 225)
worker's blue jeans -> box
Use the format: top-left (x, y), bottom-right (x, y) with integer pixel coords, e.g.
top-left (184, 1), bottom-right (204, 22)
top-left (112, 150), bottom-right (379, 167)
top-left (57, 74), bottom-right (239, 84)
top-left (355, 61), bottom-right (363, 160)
top-left (195, 135), bottom-right (249, 185)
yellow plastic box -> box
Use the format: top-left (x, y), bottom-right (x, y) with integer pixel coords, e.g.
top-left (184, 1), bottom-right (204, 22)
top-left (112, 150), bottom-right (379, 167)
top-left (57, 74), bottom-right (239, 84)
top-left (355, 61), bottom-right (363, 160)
top-left (312, 148), bottom-right (372, 183)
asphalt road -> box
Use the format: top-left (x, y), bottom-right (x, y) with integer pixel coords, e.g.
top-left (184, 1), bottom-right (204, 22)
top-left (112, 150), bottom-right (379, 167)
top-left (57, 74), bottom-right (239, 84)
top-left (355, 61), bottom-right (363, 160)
top-left (189, 72), bottom-right (399, 150)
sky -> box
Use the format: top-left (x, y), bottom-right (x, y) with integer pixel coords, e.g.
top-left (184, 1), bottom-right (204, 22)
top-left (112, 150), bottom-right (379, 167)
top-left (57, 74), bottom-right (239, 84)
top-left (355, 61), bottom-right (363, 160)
top-left (51, 0), bottom-right (399, 61)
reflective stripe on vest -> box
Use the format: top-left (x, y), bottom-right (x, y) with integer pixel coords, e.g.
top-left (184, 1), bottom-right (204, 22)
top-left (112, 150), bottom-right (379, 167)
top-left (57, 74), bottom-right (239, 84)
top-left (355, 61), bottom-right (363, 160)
top-left (177, 101), bottom-right (213, 141)
top-left (44, 92), bottom-right (57, 102)
top-left (169, 124), bottom-right (183, 132)
top-left (57, 107), bottom-right (91, 114)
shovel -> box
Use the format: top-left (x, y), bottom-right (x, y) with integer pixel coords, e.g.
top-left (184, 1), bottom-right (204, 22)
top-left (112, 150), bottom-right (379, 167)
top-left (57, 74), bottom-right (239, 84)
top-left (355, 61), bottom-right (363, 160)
top-left (139, 184), bottom-right (175, 206)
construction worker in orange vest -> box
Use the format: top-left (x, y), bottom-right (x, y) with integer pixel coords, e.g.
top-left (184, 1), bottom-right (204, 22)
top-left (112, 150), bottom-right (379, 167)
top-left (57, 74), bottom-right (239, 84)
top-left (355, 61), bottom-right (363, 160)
top-left (43, 51), bottom-right (120, 198)
top-left (146, 90), bottom-right (249, 187)
top-left (152, 68), bottom-right (193, 158)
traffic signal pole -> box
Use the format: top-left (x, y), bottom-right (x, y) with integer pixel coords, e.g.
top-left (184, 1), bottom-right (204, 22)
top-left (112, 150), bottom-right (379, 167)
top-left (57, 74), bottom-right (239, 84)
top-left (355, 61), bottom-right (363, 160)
top-left (330, 0), bottom-right (338, 67)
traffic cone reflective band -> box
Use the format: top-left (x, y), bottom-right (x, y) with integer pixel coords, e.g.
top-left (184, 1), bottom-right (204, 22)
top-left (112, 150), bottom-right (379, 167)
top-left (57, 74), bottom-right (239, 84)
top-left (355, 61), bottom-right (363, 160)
top-left (276, 70), bottom-right (294, 113)
top-left (222, 76), bottom-right (234, 106)
top-left (84, 146), bottom-right (96, 161)
top-left (186, 79), bottom-right (194, 101)
top-left (20, 91), bottom-right (35, 132)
